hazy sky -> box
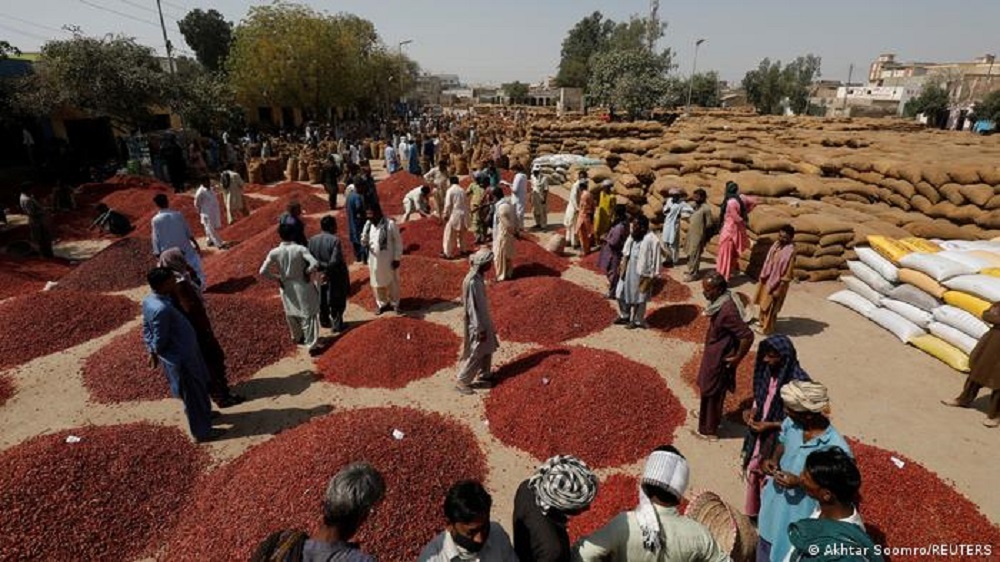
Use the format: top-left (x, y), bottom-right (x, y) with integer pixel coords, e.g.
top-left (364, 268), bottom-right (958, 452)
top-left (2, 0), bottom-right (999, 86)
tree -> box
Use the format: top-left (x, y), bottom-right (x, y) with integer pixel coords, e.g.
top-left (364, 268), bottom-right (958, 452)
top-left (680, 71), bottom-right (721, 108)
top-left (973, 89), bottom-right (1000, 124)
top-left (904, 82), bottom-right (950, 119)
top-left (554, 11), bottom-right (614, 89)
top-left (502, 81), bottom-right (529, 104)
top-left (178, 9), bottom-right (233, 72)
top-left (742, 55), bottom-right (821, 115)
top-left (588, 48), bottom-right (671, 119)
top-left (226, 3), bottom-right (405, 116)
top-left (0, 40), bottom-right (20, 60)
top-left (17, 34), bottom-right (170, 131)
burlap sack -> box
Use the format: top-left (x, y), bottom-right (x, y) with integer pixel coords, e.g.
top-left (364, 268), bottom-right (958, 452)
top-left (958, 184), bottom-right (994, 207)
top-left (904, 220), bottom-right (970, 240)
top-left (939, 183), bottom-right (966, 206)
top-left (286, 156), bottom-right (299, 181)
top-left (948, 165), bottom-right (981, 185)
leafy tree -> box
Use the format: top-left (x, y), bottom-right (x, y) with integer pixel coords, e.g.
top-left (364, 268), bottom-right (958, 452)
top-left (16, 34), bottom-right (170, 131)
top-left (903, 82), bottom-right (950, 119)
top-left (742, 55), bottom-right (821, 115)
top-left (0, 40), bottom-right (20, 60)
top-left (555, 11), bottom-right (614, 89)
top-left (227, 3), bottom-right (408, 115)
top-left (502, 81), bottom-right (529, 104)
top-left (588, 48), bottom-right (671, 119)
top-left (178, 9), bottom-right (233, 72)
top-left (973, 89), bottom-right (1000, 124)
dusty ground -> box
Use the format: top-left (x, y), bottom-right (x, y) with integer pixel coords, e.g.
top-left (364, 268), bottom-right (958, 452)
top-left (1, 166), bottom-right (997, 560)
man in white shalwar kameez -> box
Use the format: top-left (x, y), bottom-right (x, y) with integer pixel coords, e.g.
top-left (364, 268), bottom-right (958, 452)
top-left (615, 216), bottom-right (661, 329)
top-left (660, 188), bottom-right (694, 265)
top-left (220, 166), bottom-right (249, 224)
top-left (260, 223), bottom-right (321, 351)
top-left (492, 188), bottom-right (519, 282)
top-left (456, 249), bottom-right (499, 395)
top-left (564, 170), bottom-right (587, 248)
top-left (193, 181), bottom-right (226, 249)
top-left (361, 205), bottom-right (403, 314)
top-left (442, 176), bottom-right (470, 259)
top-left (505, 164), bottom-right (528, 228)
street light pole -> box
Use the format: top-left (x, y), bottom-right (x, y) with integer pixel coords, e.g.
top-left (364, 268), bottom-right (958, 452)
top-left (155, 0), bottom-right (175, 75)
top-left (398, 39), bottom-right (413, 114)
top-left (685, 38), bottom-right (705, 114)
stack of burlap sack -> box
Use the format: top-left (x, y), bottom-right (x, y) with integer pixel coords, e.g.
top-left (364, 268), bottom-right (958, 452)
top-left (828, 234), bottom-right (1000, 372)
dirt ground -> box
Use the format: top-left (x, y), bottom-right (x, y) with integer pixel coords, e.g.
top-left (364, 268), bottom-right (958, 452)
top-left (1, 166), bottom-right (997, 560)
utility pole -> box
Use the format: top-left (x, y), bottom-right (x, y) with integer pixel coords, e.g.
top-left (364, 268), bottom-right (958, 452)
top-left (685, 38), bottom-right (705, 114)
top-left (399, 39), bottom-right (413, 115)
top-left (155, 0), bottom-right (175, 75)
top-left (842, 63), bottom-right (854, 112)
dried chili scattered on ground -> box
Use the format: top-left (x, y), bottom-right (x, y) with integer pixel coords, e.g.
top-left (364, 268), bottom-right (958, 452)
top-left (485, 346), bottom-right (685, 467)
top-left (315, 316), bottom-right (460, 388)
top-left (164, 406), bottom-right (486, 562)
top-left (567, 474), bottom-right (639, 542)
top-left (0, 255), bottom-right (75, 301)
top-left (54, 237), bottom-right (155, 293)
top-left (680, 350), bottom-right (757, 423)
top-left (647, 304), bottom-right (710, 343)
top-left (0, 423), bottom-right (207, 562)
top-left (349, 254), bottom-right (466, 311)
top-left (0, 291), bottom-right (136, 370)
top-left (488, 277), bottom-right (616, 344)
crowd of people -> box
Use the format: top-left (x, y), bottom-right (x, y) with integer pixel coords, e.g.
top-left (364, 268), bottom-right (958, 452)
top-left (11, 112), bottom-right (996, 561)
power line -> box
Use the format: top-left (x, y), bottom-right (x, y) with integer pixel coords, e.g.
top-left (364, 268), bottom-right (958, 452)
top-left (0, 13), bottom-right (71, 35)
top-left (0, 22), bottom-right (51, 42)
top-left (77, 0), bottom-right (160, 29)
top-left (160, 0), bottom-right (190, 13)
top-left (113, 0), bottom-right (183, 21)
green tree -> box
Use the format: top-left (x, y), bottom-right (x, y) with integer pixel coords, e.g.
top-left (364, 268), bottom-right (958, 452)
top-left (502, 81), bottom-right (529, 104)
top-left (588, 48), bottom-right (671, 119)
top-left (742, 55), bottom-right (821, 115)
top-left (178, 9), bottom-right (233, 72)
top-left (555, 11), bottom-right (614, 89)
top-left (227, 3), bottom-right (405, 116)
top-left (673, 71), bottom-right (721, 108)
top-left (162, 57), bottom-right (239, 133)
top-left (16, 34), bottom-right (170, 131)
top-left (0, 40), bottom-right (20, 60)
top-left (973, 89), bottom-right (1000, 124)
top-left (904, 82), bottom-right (950, 119)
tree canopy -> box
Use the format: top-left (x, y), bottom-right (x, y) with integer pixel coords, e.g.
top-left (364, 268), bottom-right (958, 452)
top-left (742, 55), bottom-right (821, 115)
top-left (502, 81), bottom-right (529, 104)
top-left (904, 82), bottom-right (950, 119)
top-left (178, 9), bottom-right (233, 72)
top-left (973, 89), bottom-right (1000, 124)
top-left (226, 3), bottom-right (416, 115)
top-left (17, 34), bottom-right (171, 131)
top-left (588, 48), bottom-right (672, 119)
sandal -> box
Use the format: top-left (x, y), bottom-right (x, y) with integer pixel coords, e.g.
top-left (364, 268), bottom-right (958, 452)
top-left (984, 418), bottom-right (1000, 428)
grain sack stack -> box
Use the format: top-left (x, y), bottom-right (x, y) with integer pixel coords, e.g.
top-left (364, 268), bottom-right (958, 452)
top-left (829, 235), bottom-right (1000, 372)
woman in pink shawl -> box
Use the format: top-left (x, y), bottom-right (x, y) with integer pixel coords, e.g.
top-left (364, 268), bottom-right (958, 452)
top-left (753, 224), bottom-right (797, 335)
top-left (715, 181), bottom-right (756, 280)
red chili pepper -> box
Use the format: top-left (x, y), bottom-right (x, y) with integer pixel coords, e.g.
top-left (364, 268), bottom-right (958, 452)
top-left (488, 277), bottom-right (616, 345)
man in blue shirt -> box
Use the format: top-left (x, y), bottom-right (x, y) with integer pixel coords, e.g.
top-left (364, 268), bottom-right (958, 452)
top-left (142, 267), bottom-right (219, 443)
top-left (150, 193), bottom-right (205, 286)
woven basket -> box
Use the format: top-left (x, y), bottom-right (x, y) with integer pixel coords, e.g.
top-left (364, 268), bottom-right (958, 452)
top-left (685, 491), bottom-right (758, 562)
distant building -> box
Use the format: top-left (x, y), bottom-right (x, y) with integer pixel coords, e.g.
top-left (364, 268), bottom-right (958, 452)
top-left (868, 53), bottom-right (1000, 108)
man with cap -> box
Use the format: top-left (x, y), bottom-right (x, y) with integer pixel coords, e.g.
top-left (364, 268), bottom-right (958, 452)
top-left (513, 455), bottom-right (599, 562)
top-left (456, 248), bottom-right (499, 395)
top-left (574, 446), bottom-right (729, 561)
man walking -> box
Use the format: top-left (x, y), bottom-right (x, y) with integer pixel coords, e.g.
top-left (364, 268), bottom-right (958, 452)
top-left (424, 160), bottom-right (451, 217)
top-left (456, 249), bottom-right (499, 395)
top-left (753, 225), bottom-right (797, 335)
top-left (615, 216), bottom-right (660, 329)
top-left (492, 188), bottom-right (519, 282)
top-left (443, 176), bottom-right (470, 259)
top-left (142, 267), bottom-right (218, 442)
top-left (193, 179), bottom-right (226, 249)
top-left (361, 204), bottom-right (403, 315)
top-left (259, 223), bottom-right (322, 353)
top-left (695, 272), bottom-right (754, 441)
top-left (308, 216), bottom-right (350, 333)
top-left (151, 193), bottom-right (205, 285)
top-left (943, 300), bottom-right (1000, 427)
top-left (530, 168), bottom-right (548, 230)
top-left (684, 188), bottom-right (714, 281)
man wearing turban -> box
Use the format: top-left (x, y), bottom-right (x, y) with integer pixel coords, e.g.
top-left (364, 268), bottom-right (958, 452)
top-left (574, 446), bottom-right (728, 561)
top-left (757, 381), bottom-right (853, 562)
top-left (456, 249), bottom-right (499, 395)
top-left (513, 455), bottom-right (598, 562)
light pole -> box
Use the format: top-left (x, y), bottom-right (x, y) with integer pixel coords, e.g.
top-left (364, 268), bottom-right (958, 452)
top-left (685, 38), bottom-right (706, 114)
top-left (398, 40), bottom-right (413, 111)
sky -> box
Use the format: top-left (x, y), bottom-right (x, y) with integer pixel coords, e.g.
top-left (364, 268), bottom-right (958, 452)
top-left (2, 0), bottom-right (999, 86)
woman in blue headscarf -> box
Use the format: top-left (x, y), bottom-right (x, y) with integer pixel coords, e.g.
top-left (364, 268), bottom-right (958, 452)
top-left (740, 334), bottom-right (811, 520)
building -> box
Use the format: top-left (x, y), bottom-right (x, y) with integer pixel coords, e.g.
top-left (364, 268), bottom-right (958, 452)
top-left (868, 53), bottom-right (1000, 107)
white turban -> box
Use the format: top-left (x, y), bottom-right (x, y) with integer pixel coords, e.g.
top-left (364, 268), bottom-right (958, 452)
top-left (528, 455), bottom-right (598, 515)
top-left (781, 380), bottom-right (830, 413)
top-left (636, 449), bottom-right (689, 553)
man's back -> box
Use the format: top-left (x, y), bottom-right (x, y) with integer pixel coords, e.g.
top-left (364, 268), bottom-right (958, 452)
top-left (151, 210), bottom-right (191, 254)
